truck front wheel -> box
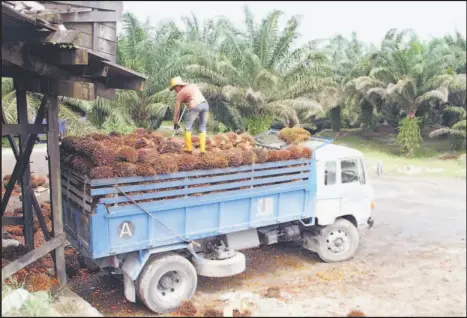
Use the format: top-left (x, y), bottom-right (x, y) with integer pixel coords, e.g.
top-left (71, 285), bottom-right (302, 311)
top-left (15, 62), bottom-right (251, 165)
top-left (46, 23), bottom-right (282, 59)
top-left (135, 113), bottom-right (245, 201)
top-left (137, 253), bottom-right (197, 314)
top-left (316, 218), bottom-right (360, 263)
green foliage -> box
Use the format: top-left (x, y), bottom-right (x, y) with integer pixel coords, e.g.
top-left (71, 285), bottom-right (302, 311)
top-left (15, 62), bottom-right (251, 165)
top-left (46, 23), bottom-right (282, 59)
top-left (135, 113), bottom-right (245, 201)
top-left (245, 116), bottom-right (273, 135)
top-left (397, 116), bottom-right (423, 156)
top-left (101, 119), bottom-right (137, 135)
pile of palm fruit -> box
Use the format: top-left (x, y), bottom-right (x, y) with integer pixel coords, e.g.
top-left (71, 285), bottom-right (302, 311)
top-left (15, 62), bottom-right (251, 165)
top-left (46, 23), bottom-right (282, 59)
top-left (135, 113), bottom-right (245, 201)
top-left (277, 127), bottom-right (311, 144)
top-left (59, 128), bottom-right (312, 179)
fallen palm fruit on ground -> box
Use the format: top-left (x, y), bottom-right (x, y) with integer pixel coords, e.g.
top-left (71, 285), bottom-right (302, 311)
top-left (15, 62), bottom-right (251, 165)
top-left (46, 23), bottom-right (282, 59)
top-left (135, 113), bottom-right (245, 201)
top-left (2, 198), bottom-right (91, 291)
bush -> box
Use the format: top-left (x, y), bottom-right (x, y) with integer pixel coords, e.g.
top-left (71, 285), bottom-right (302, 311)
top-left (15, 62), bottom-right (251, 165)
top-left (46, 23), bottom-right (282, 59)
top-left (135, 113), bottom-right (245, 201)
top-left (397, 116), bottom-right (422, 157)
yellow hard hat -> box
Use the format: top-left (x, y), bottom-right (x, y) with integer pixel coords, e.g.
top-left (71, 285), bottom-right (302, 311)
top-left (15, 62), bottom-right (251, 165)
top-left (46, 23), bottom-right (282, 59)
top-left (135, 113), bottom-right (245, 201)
top-left (168, 76), bottom-right (187, 91)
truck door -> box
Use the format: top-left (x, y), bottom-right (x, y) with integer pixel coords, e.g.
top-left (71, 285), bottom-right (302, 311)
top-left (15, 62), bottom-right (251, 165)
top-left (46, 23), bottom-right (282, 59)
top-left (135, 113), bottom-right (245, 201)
top-left (316, 160), bottom-right (341, 224)
top-left (339, 157), bottom-right (372, 226)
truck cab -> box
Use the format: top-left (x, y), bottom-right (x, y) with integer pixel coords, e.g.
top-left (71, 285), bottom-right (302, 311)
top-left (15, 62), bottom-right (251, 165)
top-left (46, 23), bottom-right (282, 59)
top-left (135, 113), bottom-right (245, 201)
top-left (305, 140), bottom-right (375, 229)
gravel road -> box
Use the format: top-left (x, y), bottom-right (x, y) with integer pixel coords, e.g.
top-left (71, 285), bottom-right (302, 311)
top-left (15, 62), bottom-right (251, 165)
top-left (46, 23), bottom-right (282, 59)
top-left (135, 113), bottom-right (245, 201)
top-left (2, 147), bottom-right (466, 317)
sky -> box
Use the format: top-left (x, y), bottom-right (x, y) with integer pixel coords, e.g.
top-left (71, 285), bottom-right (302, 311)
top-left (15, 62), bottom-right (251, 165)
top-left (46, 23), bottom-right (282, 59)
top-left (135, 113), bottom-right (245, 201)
top-left (120, 1), bottom-right (466, 46)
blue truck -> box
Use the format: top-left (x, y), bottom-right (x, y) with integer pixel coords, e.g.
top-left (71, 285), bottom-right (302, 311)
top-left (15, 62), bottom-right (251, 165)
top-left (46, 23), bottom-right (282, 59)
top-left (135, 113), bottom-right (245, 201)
top-left (61, 131), bottom-right (375, 313)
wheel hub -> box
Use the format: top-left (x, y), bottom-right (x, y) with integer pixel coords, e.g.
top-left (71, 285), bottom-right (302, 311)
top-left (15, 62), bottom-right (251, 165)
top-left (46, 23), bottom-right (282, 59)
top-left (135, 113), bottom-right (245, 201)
top-left (326, 230), bottom-right (349, 254)
top-left (157, 271), bottom-right (180, 296)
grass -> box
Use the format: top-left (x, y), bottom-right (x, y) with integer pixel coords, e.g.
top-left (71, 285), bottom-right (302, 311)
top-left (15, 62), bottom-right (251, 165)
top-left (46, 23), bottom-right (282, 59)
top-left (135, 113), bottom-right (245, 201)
top-left (316, 129), bottom-right (466, 179)
top-left (2, 279), bottom-right (59, 317)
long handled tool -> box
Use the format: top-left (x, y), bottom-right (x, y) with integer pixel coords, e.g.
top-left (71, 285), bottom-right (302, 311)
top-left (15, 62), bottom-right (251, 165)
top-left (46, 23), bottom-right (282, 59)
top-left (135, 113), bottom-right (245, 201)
top-left (172, 105), bottom-right (187, 137)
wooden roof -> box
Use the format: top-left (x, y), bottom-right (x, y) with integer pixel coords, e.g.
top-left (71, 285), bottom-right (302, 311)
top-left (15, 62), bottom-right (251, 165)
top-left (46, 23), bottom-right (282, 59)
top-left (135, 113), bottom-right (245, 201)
top-left (1, 1), bottom-right (147, 101)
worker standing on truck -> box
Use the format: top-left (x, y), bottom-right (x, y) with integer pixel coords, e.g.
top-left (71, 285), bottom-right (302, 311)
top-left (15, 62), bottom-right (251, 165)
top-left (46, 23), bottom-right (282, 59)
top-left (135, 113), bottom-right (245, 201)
top-left (169, 76), bottom-right (209, 153)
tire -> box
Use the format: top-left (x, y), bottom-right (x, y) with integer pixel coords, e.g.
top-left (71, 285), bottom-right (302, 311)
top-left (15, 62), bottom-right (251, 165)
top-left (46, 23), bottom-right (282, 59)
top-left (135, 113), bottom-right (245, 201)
top-left (137, 253), bottom-right (197, 314)
top-left (316, 218), bottom-right (360, 263)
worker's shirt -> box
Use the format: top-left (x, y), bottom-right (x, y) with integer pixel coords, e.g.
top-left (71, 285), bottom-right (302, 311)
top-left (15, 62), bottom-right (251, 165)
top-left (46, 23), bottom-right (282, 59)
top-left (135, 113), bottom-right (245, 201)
top-left (176, 84), bottom-right (207, 109)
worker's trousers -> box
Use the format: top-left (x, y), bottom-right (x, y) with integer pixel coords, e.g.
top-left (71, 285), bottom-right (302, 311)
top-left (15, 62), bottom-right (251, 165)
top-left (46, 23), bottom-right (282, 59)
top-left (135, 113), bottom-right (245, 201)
top-left (185, 102), bottom-right (209, 133)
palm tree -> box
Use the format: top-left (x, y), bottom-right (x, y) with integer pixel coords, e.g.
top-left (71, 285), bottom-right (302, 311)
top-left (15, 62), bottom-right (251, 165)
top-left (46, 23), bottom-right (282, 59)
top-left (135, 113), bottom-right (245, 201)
top-left (112, 12), bottom-right (186, 130)
top-left (321, 33), bottom-right (374, 132)
top-left (429, 106), bottom-right (466, 149)
top-left (179, 8), bottom-right (330, 132)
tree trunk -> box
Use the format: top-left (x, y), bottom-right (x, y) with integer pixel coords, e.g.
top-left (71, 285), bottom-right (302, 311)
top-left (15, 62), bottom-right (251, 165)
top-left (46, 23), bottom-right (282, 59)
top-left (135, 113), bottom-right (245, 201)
top-left (360, 100), bottom-right (375, 139)
top-left (331, 106), bottom-right (341, 132)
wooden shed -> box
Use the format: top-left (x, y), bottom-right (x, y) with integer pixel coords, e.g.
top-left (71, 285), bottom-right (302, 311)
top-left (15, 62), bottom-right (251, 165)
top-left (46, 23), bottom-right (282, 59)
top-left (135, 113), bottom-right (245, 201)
top-left (1, 0), bottom-right (147, 286)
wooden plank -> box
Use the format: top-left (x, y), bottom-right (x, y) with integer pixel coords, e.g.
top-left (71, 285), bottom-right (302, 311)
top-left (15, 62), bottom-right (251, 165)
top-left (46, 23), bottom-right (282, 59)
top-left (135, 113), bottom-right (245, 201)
top-left (46, 94), bottom-right (67, 286)
top-left (40, 2), bottom-right (93, 13)
top-left (95, 83), bottom-right (116, 100)
top-left (27, 46), bottom-right (89, 66)
top-left (101, 22), bottom-right (116, 29)
top-left (104, 77), bottom-right (145, 91)
top-left (97, 37), bottom-right (116, 55)
top-left (1, 233), bottom-right (66, 282)
top-left (63, 22), bottom-right (93, 35)
top-left (2, 124), bottom-right (47, 136)
top-left (102, 60), bottom-right (148, 79)
top-left (1, 92), bottom-right (47, 216)
top-left (92, 21), bottom-right (99, 51)
top-left (75, 32), bottom-right (93, 49)
top-left (49, 1), bottom-right (123, 12)
top-left (88, 49), bottom-right (115, 62)
top-left (98, 24), bottom-right (117, 42)
top-left (60, 11), bottom-right (118, 23)
top-left (52, 48), bottom-right (89, 65)
top-left (17, 78), bottom-right (96, 101)
top-left (16, 87), bottom-right (34, 251)
top-left (2, 216), bottom-right (24, 226)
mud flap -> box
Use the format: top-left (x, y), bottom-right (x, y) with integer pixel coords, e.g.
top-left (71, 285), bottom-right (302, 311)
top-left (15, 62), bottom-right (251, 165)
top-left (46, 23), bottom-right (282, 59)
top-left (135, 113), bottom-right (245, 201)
top-left (123, 272), bottom-right (136, 303)
top-left (302, 232), bottom-right (320, 253)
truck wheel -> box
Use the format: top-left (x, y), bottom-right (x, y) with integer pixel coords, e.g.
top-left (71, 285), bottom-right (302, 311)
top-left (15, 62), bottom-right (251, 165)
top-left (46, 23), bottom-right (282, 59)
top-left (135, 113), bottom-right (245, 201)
top-left (137, 253), bottom-right (197, 314)
top-left (316, 218), bottom-right (359, 263)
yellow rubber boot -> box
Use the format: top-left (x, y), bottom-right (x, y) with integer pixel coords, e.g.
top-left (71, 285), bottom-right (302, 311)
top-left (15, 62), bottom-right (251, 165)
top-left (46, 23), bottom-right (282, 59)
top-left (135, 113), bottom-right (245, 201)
top-left (184, 131), bottom-right (193, 153)
top-left (199, 132), bottom-right (206, 153)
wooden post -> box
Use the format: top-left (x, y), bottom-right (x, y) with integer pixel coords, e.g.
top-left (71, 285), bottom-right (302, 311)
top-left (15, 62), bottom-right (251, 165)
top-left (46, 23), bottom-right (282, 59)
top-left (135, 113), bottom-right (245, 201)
top-left (46, 94), bottom-right (67, 286)
top-left (15, 85), bottom-right (34, 250)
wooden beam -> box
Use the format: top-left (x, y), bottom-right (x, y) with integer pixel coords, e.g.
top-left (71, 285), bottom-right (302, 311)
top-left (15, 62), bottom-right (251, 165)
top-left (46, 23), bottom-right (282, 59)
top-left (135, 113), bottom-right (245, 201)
top-left (16, 87), bottom-right (34, 250)
top-left (1, 232), bottom-right (66, 281)
top-left (2, 216), bottom-right (24, 226)
top-left (2, 124), bottom-right (47, 136)
top-left (50, 48), bottom-right (89, 65)
top-left (2, 30), bottom-right (80, 45)
top-left (95, 82), bottom-right (116, 100)
top-left (16, 78), bottom-right (95, 100)
top-left (60, 11), bottom-right (118, 23)
top-left (48, 1), bottom-right (123, 12)
top-left (105, 77), bottom-right (145, 91)
top-left (46, 94), bottom-right (67, 286)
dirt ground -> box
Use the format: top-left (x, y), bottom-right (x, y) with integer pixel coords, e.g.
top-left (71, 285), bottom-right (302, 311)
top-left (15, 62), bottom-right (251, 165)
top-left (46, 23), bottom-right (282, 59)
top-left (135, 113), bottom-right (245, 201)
top-left (2, 146), bottom-right (466, 317)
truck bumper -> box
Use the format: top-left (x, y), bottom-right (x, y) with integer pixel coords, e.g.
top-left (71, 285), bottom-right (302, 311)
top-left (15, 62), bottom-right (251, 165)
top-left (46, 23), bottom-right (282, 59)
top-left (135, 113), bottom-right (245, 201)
top-left (367, 217), bottom-right (374, 228)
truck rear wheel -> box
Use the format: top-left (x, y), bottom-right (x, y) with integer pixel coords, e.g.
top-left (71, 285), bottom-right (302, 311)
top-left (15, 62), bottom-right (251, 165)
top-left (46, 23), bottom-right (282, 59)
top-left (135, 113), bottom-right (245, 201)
top-left (316, 218), bottom-right (360, 263)
top-left (137, 253), bottom-right (197, 314)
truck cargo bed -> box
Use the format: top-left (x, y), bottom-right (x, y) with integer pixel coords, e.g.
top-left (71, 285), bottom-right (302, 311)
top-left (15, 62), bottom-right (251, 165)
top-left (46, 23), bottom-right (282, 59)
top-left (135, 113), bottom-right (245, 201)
top-left (62, 156), bottom-right (317, 259)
